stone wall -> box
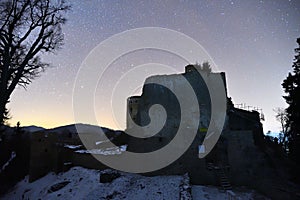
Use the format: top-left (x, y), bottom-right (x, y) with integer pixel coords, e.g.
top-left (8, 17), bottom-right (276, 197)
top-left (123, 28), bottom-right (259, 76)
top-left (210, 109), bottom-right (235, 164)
top-left (126, 65), bottom-right (228, 151)
top-left (28, 128), bottom-right (126, 182)
top-left (228, 108), bottom-right (261, 131)
top-left (124, 64), bottom-right (271, 188)
top-left (126, 96), bottom-right (140, 130)
top-left (125, 65), bottom-right (231, 184)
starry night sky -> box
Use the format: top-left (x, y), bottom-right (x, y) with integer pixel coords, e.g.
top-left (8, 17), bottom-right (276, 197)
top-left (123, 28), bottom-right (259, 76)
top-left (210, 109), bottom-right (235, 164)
top-left (8, 0), bottom-right (300, 133)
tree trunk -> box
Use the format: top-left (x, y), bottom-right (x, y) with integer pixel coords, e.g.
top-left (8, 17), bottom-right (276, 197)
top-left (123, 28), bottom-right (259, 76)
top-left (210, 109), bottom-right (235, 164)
top-left (0, 105), bottom-right (5, 125)
top-left (0, 96), bottom-right (7, 124)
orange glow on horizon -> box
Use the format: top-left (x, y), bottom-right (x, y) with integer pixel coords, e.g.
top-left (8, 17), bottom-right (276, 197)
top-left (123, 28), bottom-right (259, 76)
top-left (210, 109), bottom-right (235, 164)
top-left (9, 115), bottom-right (122, 130)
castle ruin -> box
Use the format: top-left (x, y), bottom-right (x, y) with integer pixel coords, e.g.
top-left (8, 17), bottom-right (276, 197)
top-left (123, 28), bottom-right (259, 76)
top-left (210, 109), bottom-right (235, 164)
top-left (126, 64), bottom-right (269, 189)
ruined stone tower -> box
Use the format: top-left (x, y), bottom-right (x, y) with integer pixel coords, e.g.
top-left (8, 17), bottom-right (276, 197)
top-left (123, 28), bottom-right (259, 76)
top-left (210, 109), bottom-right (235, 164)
top-left (125, 64), bottom-right (268, 188)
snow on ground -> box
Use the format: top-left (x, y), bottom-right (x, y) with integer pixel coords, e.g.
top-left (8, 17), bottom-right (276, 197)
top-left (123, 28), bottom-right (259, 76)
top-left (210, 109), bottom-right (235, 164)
top-left (4, 166), bottom-right (268, 200)
top-left (75, 145), bottom-right (127, 155)
top-left (63, 144), bottom-right (82, 149)
top-left (4, 167), bottom-right (183, 200)
top-left (0, 151), bottom-right (16, 173)
top-left (192, 185), bottom-right (258, 200)
top-left (95, 139), bottom-right (110, 145)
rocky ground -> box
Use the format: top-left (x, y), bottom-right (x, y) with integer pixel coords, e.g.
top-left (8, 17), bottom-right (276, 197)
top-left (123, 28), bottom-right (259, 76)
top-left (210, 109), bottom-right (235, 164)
top-left (3, 166), bottom-right (269, 200)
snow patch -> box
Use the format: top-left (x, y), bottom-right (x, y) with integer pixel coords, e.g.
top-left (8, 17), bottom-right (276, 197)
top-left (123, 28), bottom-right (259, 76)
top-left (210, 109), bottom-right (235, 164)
top-left (4, 167), bottom-right (182, 200)
top-left (4, 166), bottom-right (268, 200)
top-left (64, 144), bottom-right (82, 149)
top-left (95, 139), bottom-right (110, 145)
top-left (0, 151), bottom-right (16, 173)
top-left (75, 145), bottom-right (127, 155)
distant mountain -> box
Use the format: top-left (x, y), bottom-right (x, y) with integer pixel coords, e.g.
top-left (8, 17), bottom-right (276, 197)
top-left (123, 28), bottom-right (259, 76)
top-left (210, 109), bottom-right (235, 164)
top-left (0, 125), bottom-right (14, 135)
top-left (19, 123), bottom-right (117, 135)
top-left (2, 123), bottom-right (124, 143)
top-left (21, 126), bottom-right (45, 133)
top-left (49, 123), bottom-right (112, 134)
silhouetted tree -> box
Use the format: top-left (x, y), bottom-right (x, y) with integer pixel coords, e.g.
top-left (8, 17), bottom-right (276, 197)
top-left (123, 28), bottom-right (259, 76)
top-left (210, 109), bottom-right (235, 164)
top-left (195, 61), bottom-right (212, 72)
top-left (201, 61), bottom-right (212, 72)
top-left (0, 0), bottom-right (70, 125)
top-left (273, 107), bottom-right (288, 151)
top-left (282, 37), bottom-right (300, 181)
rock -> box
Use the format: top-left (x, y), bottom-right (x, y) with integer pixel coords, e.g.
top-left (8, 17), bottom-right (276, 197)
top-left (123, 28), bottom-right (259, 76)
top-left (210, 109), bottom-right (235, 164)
top-left (100, 171), bottom-right (120, 183)
top-left (47, 181), bottom-right (70, 193)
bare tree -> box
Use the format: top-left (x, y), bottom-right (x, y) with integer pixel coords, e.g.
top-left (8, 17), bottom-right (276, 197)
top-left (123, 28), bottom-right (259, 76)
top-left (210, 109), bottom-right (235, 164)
top-left (201, 61), bottom-right (212, 72)
top-left (0, 0), bottom-right (70, 124)
top-left (273, 107), bottom-right (288, 150)
top-left (194, 61), bottom-right (212, 72)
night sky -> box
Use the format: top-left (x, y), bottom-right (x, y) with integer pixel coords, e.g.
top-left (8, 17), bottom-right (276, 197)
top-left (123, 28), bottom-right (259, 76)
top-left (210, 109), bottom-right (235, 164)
top-left (8, 0), bottom-right (300, 133)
